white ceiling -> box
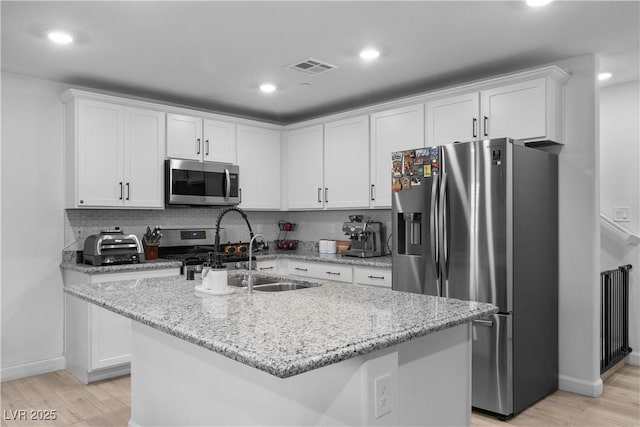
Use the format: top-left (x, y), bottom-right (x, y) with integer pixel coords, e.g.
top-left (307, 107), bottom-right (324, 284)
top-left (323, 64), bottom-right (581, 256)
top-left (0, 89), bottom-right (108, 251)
top-left (2, 1), bottom-right (639, 124)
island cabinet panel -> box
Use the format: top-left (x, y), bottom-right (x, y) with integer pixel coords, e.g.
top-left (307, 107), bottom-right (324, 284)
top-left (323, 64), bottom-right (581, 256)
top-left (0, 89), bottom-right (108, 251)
top-left (64, 96), bottom-right (165, 209)
top-left (63, 268), bottom-right (179, 384)
top-left (236, 125), bottom-right (281, 210)
top-left (130, 321), bottom-right (472, 426)
top-left (323, 115), bottom-right (370, 209)
top-left (370, 104), bottom-right (425, 208)
top-left (283, 125), bottom-right (325, 209)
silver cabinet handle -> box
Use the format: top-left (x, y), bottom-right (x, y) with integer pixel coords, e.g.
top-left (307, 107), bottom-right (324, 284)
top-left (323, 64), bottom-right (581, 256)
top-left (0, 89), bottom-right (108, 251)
top-left (259, 266), bottom-right (274, 271)
top-left (224, 168), bottom-right (231, 200)
top-left (119, 182), bottom-right (123, 200)
top-left (205, 139), bottom-right (210, 156)
top-left (317, 188), bottom-right (322, 204)
top-left (368, 275), bottom-right (385, 280)
top-left (324, 187), bottom-right (328, 203)
top-left (196, 138), bottom-right (201, 154)
top-left (239, 188), bottom-right (242, 204)
top-left (473, 319), bottom-right (494, 328)
top-left (126, 182), bottom-right (130, 201)
top-left (483, 116), bottom-right (489, 137)
top-left (472, 118), bottom-right (478, 138)
top-left (370, 184), bottom-right (375, 201)
top-left (295, 267), bottom-right (308, 272)
top-left (326, 271), bottom-right (340, 276)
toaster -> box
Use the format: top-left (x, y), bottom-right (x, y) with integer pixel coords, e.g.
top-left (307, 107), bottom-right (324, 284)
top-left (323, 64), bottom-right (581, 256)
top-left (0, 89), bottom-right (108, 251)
top-left (83, 229), bottom-right (144, 266)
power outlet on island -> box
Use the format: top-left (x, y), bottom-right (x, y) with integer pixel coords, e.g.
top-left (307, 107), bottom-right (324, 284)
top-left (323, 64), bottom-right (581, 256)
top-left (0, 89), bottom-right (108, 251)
top-left (374, 374), bottom-right (392, 419)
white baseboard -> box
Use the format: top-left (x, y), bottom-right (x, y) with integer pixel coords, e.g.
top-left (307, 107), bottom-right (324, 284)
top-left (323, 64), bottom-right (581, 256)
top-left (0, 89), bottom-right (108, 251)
top-left (1, 356), bottom-right (65, 382)
top-left (559, 374), bottom-right (603, 397)
top-left (627, 351), bottom-right (640, 366)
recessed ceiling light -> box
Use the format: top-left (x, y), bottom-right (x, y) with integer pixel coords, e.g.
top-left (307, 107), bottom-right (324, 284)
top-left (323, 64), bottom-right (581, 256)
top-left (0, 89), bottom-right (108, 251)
top-left (360, 48), bottom-right (380, 60)
top-left (47, 31), bottom-right (73, 44)
top-left (526, 0), bottom-right (554, 7)
top-left (598, 72), bottom-right (613, 81)
top-left (259, 83), bottom-right (276, 93)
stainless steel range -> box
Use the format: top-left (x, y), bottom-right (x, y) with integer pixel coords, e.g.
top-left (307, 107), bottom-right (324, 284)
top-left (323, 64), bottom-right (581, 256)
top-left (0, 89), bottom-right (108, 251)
top-left (158, 228), bottom-right (257, 273)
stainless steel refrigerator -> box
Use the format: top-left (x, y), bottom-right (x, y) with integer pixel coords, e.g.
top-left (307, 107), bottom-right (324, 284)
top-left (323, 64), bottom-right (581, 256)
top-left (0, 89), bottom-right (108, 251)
top-left (392, 138), bottom-right (558, 418)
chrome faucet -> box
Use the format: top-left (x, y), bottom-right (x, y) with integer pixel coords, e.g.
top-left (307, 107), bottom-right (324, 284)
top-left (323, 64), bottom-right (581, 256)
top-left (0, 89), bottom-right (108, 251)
top-left (247, 233), bottom-right (264, 294)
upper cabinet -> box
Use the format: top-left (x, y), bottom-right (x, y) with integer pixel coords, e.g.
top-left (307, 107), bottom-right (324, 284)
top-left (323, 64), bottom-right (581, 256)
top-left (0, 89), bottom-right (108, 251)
top-left (166, 113), bottom-right (236, 163)
top-left (426, 69), bottom-right (569, 146)
top-left (283, 125), bottom-right (324, 210)
top-left (323, 115), bottom-right (370, 209)
top-left (425, 93), bottom-right (479, 146)
top-left (370, 104), bottom-right (424, 208)
top-left (236, 125), bottom-right (281, 210)
top-left (63, 96), bottom-right (165, 209)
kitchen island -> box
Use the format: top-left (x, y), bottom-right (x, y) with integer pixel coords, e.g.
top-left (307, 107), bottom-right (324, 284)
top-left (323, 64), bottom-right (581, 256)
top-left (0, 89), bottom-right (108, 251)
top-left (64, 271), bottom-right (496, 426)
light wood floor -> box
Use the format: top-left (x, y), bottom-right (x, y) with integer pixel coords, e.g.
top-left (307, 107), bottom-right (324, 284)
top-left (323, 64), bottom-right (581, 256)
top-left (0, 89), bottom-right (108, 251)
top-left (1, 365), bottom-right (638, 426)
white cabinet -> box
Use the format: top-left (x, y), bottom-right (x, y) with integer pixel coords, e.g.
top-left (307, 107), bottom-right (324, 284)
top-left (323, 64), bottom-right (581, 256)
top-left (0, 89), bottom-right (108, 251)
top-left (426, 93), bottom-right (479, 146)
top-left (65, 97), bottom-right (165, 209)
top-left (236, 125), bottom-right (281, 210)
top-left (283, 125), bottom-right (324, 209)
top-left (287, 260), bottom-right (353, 283)
top-left (64, 267), bottom-right (180, 383)
top-left (323, 115), bottom-right (370, 209)
top-left (353, 266), bottom-right (392, 289)
top-left (370, 104), bottom-right (425, 208)
top-left (166, 113), bottom-right (237, 163)
top-left (255, 259), bottom-right (279, 273)
top-left (426, 73), bottom-right (568, 146)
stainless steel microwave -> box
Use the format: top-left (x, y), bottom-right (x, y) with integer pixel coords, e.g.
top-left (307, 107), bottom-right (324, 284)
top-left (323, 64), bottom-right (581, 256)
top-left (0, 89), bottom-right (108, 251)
top-left (165, 159), bottom-right (240, 206)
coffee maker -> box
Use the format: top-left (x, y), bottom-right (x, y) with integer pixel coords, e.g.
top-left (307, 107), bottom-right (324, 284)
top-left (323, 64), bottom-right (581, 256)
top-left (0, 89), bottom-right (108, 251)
top-left (342, 215), bottom-right (384, 258)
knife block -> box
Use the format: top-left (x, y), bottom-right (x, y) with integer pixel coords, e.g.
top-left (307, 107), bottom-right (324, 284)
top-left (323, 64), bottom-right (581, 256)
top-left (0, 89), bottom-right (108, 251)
top-left (143, 242), bottom-right (158, 260)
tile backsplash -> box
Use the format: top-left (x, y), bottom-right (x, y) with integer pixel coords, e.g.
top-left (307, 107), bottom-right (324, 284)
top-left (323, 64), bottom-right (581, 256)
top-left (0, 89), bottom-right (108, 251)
top-left (64, 208), bottom-right (392, 252)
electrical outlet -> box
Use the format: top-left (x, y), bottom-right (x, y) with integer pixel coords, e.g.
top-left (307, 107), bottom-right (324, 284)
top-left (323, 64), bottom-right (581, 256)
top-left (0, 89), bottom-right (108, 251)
top-left (614, 206), bottom-right (631, 223)
top-left (374, 374), bottom-right (392, 419)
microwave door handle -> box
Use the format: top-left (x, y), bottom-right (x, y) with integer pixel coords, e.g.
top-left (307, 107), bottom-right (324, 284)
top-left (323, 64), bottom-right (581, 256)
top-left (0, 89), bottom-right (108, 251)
top-left (224, 168), bottom-right (231, 200)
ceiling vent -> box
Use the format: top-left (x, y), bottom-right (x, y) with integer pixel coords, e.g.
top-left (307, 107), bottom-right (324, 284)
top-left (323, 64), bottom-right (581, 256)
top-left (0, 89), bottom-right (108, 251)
top-left (288, 58), bottom-right (337, 76)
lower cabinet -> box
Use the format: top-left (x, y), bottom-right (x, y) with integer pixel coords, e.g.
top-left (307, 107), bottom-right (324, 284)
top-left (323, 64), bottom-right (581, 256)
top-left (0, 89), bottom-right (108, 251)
top-left (285, 259), bottom-right (391, 289)
top-left (64, 267), bottom-right (179, 383)
top-left (255, 259), bottom-right (279, 273)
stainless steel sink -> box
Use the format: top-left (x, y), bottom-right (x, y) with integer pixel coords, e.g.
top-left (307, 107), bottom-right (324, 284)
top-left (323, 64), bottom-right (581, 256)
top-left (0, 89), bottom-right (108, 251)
top-left (226, 275), bottom-right (316, 291)
top-left (252, 282), bottom-right (311, 292)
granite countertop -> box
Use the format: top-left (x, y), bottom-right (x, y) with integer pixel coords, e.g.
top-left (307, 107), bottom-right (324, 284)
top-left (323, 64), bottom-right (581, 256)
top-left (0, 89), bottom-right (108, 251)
top-left (64, 271), bottom-right (497, 378)
top-left (60, 259), bottom-right (183, 274)
top-left (256, 249), bottom-right (393, 268)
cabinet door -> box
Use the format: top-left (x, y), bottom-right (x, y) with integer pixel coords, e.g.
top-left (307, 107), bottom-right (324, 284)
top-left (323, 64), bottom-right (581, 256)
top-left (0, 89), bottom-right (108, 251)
top-left (203, 119), bottom-right (236, 164)
top-left (284, 125), bottom-right (324, 209)
top-left (77, 99), bottom-right (124, 207)
top-left (353, 267), bottom-right (392, 289)
top-left (480, 78), bottom-right (546, 140)
top-left (166, 113), bottom-right (203, 160)
top-left (236, 125), bottom-right (281, 209)
top-left (89, 305), bottom-right (131, 370)
top-left (426, 92), bottom-right (479, 146)
top-left (123, 108), bottom-right (165, 208)
top-left (324, 115), bottom-right (370, 209)
top-left (370, 104), bottom-right (424, 208)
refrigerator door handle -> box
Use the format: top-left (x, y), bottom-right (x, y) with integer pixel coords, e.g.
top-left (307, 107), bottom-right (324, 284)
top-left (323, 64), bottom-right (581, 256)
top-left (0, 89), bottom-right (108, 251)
top-left (430, 174), bottom-right (440, 295)
top-left (439, 172), bottom-right (449, 292)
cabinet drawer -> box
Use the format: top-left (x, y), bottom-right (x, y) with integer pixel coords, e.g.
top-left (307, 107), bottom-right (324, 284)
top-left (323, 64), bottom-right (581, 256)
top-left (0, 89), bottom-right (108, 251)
top-left (255, 260), bottom-right (278, 273)
top-left (287, 261), bottom-right (353, 283)
top-left (353, 267), bottom-right (392, 289)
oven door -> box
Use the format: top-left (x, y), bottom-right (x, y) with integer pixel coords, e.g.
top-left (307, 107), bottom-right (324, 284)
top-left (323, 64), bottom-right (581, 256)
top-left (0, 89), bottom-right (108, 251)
top-left (166, 159), bottom-right (239, 206)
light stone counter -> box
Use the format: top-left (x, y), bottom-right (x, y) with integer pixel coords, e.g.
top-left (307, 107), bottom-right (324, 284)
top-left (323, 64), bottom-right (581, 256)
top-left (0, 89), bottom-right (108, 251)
top-left (256, 249), bottom-right (393, 268)
top-left (60, 258), bottom-right (183, 274)
top-left (64, 270), bottom-right (496, 379)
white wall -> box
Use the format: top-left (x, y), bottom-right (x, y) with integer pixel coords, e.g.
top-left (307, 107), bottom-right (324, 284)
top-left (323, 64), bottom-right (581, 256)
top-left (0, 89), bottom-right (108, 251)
top-left (600, 80), bottom-right (640, 366)
top-left (1, 72), bottom-right (66, 380)
top-left (552, 55), bottom-right (602, 396)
